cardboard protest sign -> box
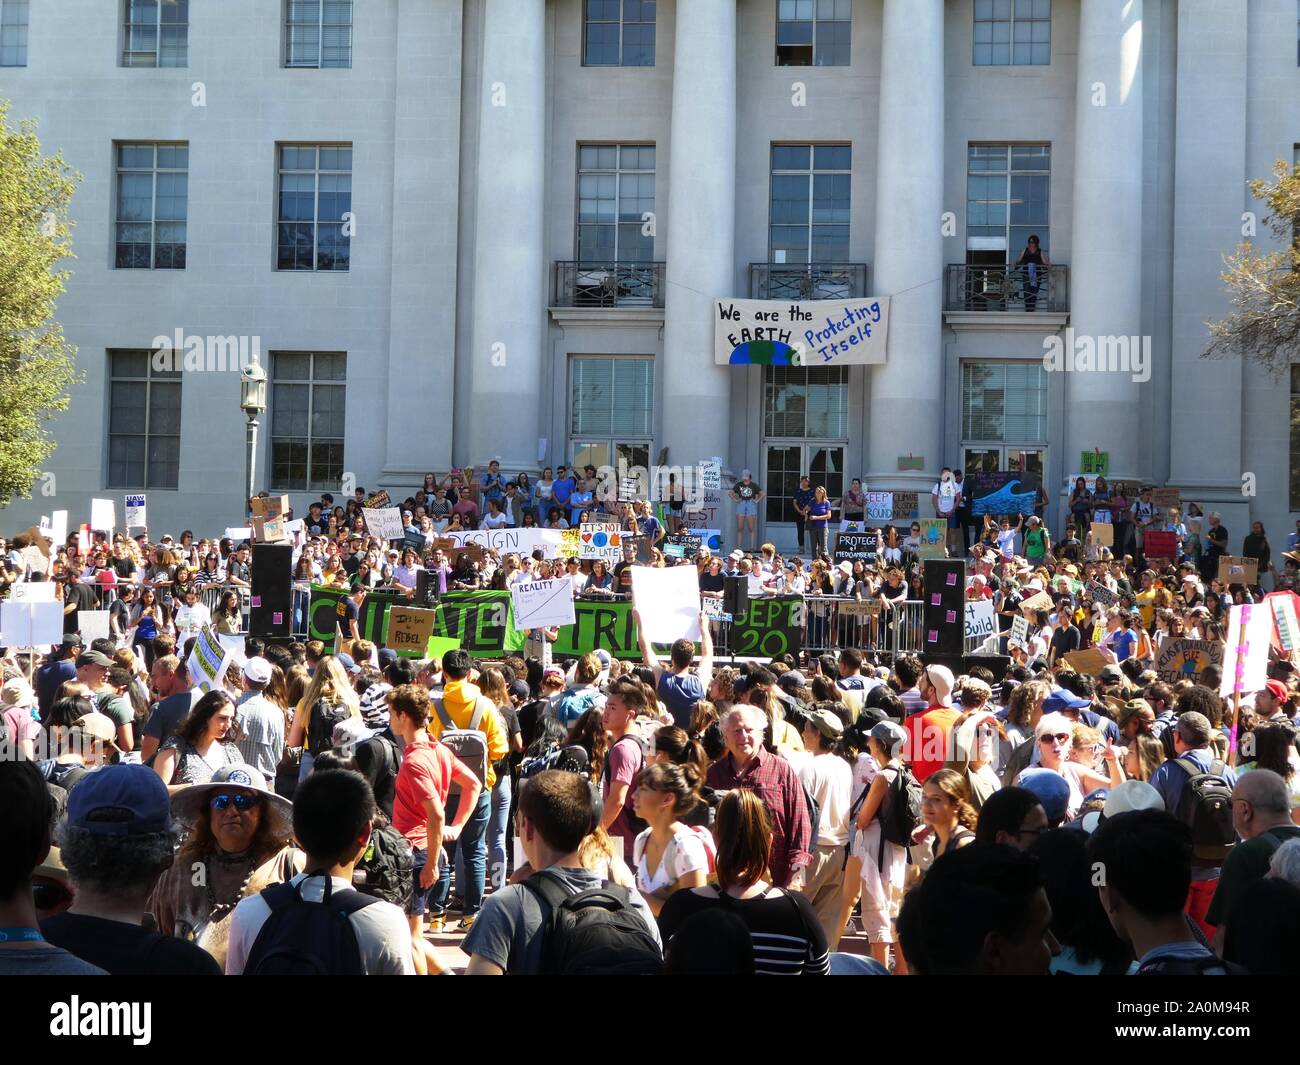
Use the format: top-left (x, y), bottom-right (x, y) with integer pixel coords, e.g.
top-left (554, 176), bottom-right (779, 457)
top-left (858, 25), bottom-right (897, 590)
top-left (964, 599), bottom-right (996, 642)
top-left (1221, 603), bottom-right (1271, 697)
top-left (579, 523), bottom-right (623, 562)
top-left (1086, 581), bottom-right (1118, 607)
top-left (250, 495), bottom-right (288, 542)
top-left (1089, 522), bottom-right (1114, 547)
top-left (631, 564), bottom-right (702, 643)
top-left (714, 297), bottom-right (890, 366)
top-left (1218, 556), bottom-right (1258, 586)
top-left (1151, 487), bottom-right (1180, 510)
top-left (839, 600), bottom-right (880, 617)
top-left (1019, 591), bottom-right (1053, 614)
top-left (892, 492), bottom-right (920, 520)
top-left (363, 507), bottom-right (404, 541)
top-left (124, 494), bottom-right (147, 529)
top-left (510, 578), bottom-right (576, 631)
top-left (1064, 649), bottom-right (1109, 677)
top-left (1155, 639), bottom-right (1224, 685)
top-left (1008, 614), bottom-right (1030, 650)
top-left (1143, 530), bottom-right (1177, 560)
top-left (384, 606), bottom-right (440, 657)
top-left (917, 519), bottom-right (947, 559)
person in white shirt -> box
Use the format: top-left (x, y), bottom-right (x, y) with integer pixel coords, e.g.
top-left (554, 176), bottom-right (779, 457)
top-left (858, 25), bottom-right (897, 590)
top-left (796, 706), bottom-right (853, 947)
top-left (226, 768), bottom-right (415, 975)
top-left (234, 658), bottom-right (286, 782)
top-left (932, 468), bottom-right (960, 554)
top-left (173, 588), bottom-right (212, 642)
top-left (482, 498), bottom-right (513, 530)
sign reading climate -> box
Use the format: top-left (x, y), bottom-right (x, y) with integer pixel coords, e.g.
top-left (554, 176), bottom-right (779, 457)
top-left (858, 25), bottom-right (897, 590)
top-left (714, 297), bottom-right (890, 366)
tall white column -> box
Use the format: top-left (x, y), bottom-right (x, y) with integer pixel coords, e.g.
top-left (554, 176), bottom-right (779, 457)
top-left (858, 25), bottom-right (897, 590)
top-left (467, 0), bottom-right (546, 470)
top-left (866, 0), bottom-right (944, 493)
top-left (660, 0), bottom-right (736, 468)
top-left (1167, 0), bottom-right (1245, 493)
top-left (1064, 0), bottom-right (1144, 479)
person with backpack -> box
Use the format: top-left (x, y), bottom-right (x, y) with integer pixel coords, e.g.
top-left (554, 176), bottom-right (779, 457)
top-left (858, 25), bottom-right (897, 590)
top-left (850, 720), bottom-right (915, 967)
top-left (226, 768), bottom-right (414, 974)
top-left (630, 762), bottom-right (713, 918)
top-left (464, 769), bottom-right (662, 975)
top-left (1206, 769), bottom-right (1300, 950)
top-left (286, 656), bottom-right (362, 781)
top-left (425, 649), bottom-right (506, 931)
top-left (1087, 809), bottom-right (1239, 974)
top-left (552, 653), bottom-right (605, 728)
top-left (599, 678), bottom-right (652, 865)
top-left (1146, 711), bottom-right (1237, 937)
top-left (795, 706), bottom-right (852, 946)
top-left (387, 683), bottom-right (482, 967)
top-left (658, 789), bottom-right (829, 975)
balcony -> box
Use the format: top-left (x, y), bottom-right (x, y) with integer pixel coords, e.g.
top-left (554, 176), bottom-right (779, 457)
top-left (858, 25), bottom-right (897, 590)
top-left (552, 261), bottom-right (664, 309)
top-left (749, 262), bottom-right (870, 301)
top-left (944, 263), bottom-right (1070, 314)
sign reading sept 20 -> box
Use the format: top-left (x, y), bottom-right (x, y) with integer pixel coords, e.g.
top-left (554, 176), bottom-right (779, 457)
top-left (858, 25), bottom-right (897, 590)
top-left (715, 297), bottom-right (891, 366)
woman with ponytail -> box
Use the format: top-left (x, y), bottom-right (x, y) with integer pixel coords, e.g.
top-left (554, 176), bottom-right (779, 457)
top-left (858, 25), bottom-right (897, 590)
top-left (630, 762), bottom-right (714, 917)
top-left (651, 726), bottom-right (720, 828)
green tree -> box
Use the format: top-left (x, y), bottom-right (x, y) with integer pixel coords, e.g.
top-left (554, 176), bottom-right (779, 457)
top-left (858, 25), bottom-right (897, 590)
top-left (1204, 159), bottom-right (1300, 376)
top-left (0, 99), bottom-right (82, 507)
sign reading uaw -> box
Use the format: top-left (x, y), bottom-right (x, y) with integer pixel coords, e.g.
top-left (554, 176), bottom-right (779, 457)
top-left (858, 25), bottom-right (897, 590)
top-left (714, 297), bottom-right (890, 366)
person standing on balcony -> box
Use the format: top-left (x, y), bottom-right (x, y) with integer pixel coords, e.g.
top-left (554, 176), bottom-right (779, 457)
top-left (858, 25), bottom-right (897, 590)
top-left (1013, 235), bottom-right (1050, 312)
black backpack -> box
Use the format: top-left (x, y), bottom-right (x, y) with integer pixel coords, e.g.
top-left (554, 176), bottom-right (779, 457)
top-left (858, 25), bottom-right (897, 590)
top-left (308, 698), bottom-right (353, 754)
top-left (1136, 952), bottom-right (1245, 975)
top-left (244, 875), bottom-right (382, 975)
top-left (800, 778), bottom-right (822, 853)
top-left (879, 764), bottom-right (924, 847)
top-left (522, 870), bottom-right (663, 976)
top-left (1172, 758), bottom-right (1236, 867)
top-left (352, 824), bottom-right (414, 911)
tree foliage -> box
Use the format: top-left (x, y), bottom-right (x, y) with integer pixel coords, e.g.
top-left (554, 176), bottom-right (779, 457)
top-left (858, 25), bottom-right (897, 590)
top-left (1203, 159), bottom-right (1300, 378)
top-left (0, 98), bottom-right (82, 507)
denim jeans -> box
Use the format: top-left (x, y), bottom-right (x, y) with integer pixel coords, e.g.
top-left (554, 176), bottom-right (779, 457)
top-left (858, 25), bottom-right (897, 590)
top-left (433, 787), bottom-right (491, 917)
top-left (486, 773), bottom-right (512, 891)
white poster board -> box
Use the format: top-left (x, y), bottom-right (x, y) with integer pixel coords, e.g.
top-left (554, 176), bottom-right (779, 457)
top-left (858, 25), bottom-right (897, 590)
top-left (79, 610), bottom-right (112, 643)
top-left (630, 564), bottom-right (702, 643)
top-left (579, 523), bottom-right (623, 562)
top-left (715, 297), bottom-right (890, 366)
top-left (964, 599), bottom-right (996, 642)
top-left (124, 493), bottom-right (147, 529)
top-left (1220, 603), bottom-right (1271, 698)
top-left (90, 498), bottom-right (116, 532)
top-left (187, 625), bottom-right (233, 694)
top-left (1, 601), bottom-right (65, 649)
top-left (11, 582), bottom-right (56, 602)
top-left (363, 507), bottom-right (405, 541)
top-left (1008, 614), bottom-right (1030, 650)
top-left (510, 578), bottom-right (576, 631)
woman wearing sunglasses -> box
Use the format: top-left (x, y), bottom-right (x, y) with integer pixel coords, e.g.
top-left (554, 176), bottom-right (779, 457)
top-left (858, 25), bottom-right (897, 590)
top-left (149, 764), bottom-right (302, 969)
top-left (1016, 711), bottom-right (1123, 821)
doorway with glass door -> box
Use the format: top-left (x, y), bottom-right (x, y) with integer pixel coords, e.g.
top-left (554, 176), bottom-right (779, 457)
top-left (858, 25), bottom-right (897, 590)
top-left (962, 447), bottom-right (1045, 553)
top-left (764, 444), bottom-right (844, 557)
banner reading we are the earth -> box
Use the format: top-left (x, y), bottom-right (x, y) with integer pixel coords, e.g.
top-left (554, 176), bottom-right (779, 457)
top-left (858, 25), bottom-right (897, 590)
top-left (715, 297), bottom-right (890, 366)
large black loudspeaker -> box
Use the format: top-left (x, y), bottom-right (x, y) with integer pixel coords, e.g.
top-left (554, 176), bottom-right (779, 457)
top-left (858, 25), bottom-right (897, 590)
top-left (413, 568), bottom-right (438, 609)
top-left (723, 575), bottom-right (749, 618)
top-left (250, 544), bottom-right (293, 638)
top-left (922, 559), bottom-right (966, 657)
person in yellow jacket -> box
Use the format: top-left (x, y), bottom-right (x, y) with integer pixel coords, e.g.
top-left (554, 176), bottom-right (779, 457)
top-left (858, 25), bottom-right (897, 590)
top-left (425, 649), bottom-right (508, 931)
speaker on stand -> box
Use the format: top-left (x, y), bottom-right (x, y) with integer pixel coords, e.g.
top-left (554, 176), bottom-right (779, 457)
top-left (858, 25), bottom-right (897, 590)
top-left (922, 558), bottom-right (966, 658)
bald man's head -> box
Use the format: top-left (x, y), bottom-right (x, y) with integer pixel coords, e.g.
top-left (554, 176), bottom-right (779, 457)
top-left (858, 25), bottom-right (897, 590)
top-left (1233, 769), bottom-right (1292, 839)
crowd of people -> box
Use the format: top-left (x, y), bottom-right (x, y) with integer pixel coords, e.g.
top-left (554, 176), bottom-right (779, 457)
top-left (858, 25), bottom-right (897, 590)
top-left (1, 461), bottom-right (1299, 977)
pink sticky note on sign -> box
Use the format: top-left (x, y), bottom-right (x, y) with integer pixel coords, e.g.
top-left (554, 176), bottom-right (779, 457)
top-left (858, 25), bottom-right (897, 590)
top-left (927, 629), bottom-right (939, 642)
top-left (945, 573), bottom-right (957, 586)
top-left (250, 596), bottom-right (262, 608)
top-left (272, 612), bottom-right (283, 625)
top-left (930, 593), bottom-right (942, 606)
top-left (946, 610), bottom-right (957, 624)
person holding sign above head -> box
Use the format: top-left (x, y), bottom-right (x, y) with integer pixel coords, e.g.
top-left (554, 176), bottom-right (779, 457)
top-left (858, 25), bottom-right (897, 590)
top-left (730, 470), bottom-right (763, 552)
top-left (636, 609), bottom-right (714, 731)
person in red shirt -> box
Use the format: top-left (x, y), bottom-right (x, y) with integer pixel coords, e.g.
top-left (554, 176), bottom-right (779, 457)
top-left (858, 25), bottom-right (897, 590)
top-left (905, 664), bottom-right (961, 783)
top-left (388, 683), bottom-right (481, 971)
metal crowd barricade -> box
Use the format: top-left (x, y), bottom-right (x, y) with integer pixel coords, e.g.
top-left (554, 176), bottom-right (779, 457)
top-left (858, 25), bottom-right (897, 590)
top-left (712, 596), bottom-right (926, 663)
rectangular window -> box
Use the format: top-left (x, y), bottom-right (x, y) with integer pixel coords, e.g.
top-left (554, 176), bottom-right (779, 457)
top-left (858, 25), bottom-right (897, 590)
top-left (974, 0), bottom-right (1050, 66)
top-left (285, 0), bottom-right (352, 68)
top-left (776, 0), bottom-right (850, 66)
top-left (115, 143), bottom-right (188, 270)
top-left (123, 0), bottom-right (188, 67)
top-left (107, 351), bottom-right (182, 489)
top-left (576, 144), bottom-right (655, 263)
top-left (277, 144), bottom-right (352, 271)
top-left (584, 0), bottom-right (655, 67)
top-left (763, 364), bottom-right (848, 440)
top-left (570, 357), bottom-right (653, 439)
top-left (961, 361), bottom-right (1047, 444)
top-left (769, 144), bottom-right (851, 264)
top-left (966, 143), bottom-right (1050, 264)
top-left (0, 0), bottom-right (29, 66)
top-left (271, 352), bottom-right (346, 491)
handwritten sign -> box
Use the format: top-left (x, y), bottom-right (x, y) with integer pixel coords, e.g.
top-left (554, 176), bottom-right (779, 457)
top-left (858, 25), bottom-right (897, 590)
top-left (124, 494), bottom-right (147, 529)
top-left (1151, 487), bottom-right (1180, 510)
top-left (1218, 556), bottom-right (1258, 586)
top-left (580, 523), bottom-right (623, 562)
top-left (892, 492), bottom-right (919, 520)
top-left (964, 599), bottom-right (996, 642)
top-left (1143, 530), bottom-right (1177, 560)
top-left (714, 297), bottom-right (891, 366)
top-left (1008, 614), bottom-right (1030, 650)
top-left (510, 578), bottom-right (576, 630)
top-left (1086, 581), bottom-right (1118, 607)
top-left (834, 532), bottom-right (878, 562)
top-left (865, 492), bottom-right (893, 522)
top-left (385, 606), bottom-right (439, 655)
top-left (1155, 639), bottom-right (1224, 685)
top-left (917, 519), bottom-right (947, 559)
top-left (1080, 451), bottom-right (1108, 476)
top-left (363, 507), bottom-right (404, 542)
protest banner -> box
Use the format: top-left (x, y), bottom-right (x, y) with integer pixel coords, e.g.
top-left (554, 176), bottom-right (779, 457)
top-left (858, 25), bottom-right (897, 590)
top-left (1221, 603), bottom-right (1271, 697)
top-left (1008, 614), bottom-right (1029, 650)
top-left (124, 494), bottom-right (147, 529)
top-left (1143, 530), bottom-right (1177, 561)
top-left (1089, 522), bottom-right (1114, 548)
top-left (631, 564), bottom-right (702, 643)
top-left (917, 519), bottom-right (947, 559)
top-left (964, 599), bottom-right (996, 642)
top-left (510, 578), bottom-right (576, 631)
top-left (968, 472), bottom-right (1040, 517)
top-left (90, 498), bottom-right (115, 532)
top-left (307, 586), bottom-right (405, 645)
top-left (892, 492), bottom-right (919, 520)
top-left (865, 492), bottom-right (893, 522)
top-left (834, 532), bottom-right (878, 563)
top-left (362, 507), bottom-right (404, 541)
top-left (1064, 649), bottom-right (1109, 677)
top-left (187, 625), bottom-right (231, 693)
top-left (440, 528), bottom-right (565, 558)
top-left (579, 522), bottom-right (623, 562)
top-left (0, 601), bottom-right (63, 649)
top-left (434, 590), bottom-right (527, 657)
top-left (384, 606), bottom-right (440, 658)
top-left (1218, 556), bottom-right (1258, 586)
top-left (1155, 639), bottom-right (1224, 685)
top-left (714, 297), bottom-right (890, 366)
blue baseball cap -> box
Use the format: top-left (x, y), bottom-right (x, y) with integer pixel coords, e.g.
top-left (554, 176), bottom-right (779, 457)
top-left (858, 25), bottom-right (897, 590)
top-left (1042, 688), bottom-right (1090, 714)
top-left (67, 764), bottom-right (171, 837)
top-left (335, 652), bottom-right (360, 675)
top-left (1017, 768), bottom-right (1071, 827)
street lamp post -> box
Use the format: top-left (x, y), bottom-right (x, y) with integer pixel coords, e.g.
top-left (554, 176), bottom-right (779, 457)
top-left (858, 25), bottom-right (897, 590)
top-left (240, 361), bottom-right (268, 515)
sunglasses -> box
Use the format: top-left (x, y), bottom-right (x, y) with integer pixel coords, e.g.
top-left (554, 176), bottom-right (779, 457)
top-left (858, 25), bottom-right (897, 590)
top-left (1039, 733), bottom-right (1070, 745)
top-left (210, 793), bottom-right (260, 812)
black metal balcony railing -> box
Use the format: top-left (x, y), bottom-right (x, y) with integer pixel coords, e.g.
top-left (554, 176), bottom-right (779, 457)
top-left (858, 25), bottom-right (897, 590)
top-left (749, 262), bottom-right (870, 301)
top-left (552, 261), bottom-right (665, 308)
top-left (945, 263), bottom-right (1070, 313)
